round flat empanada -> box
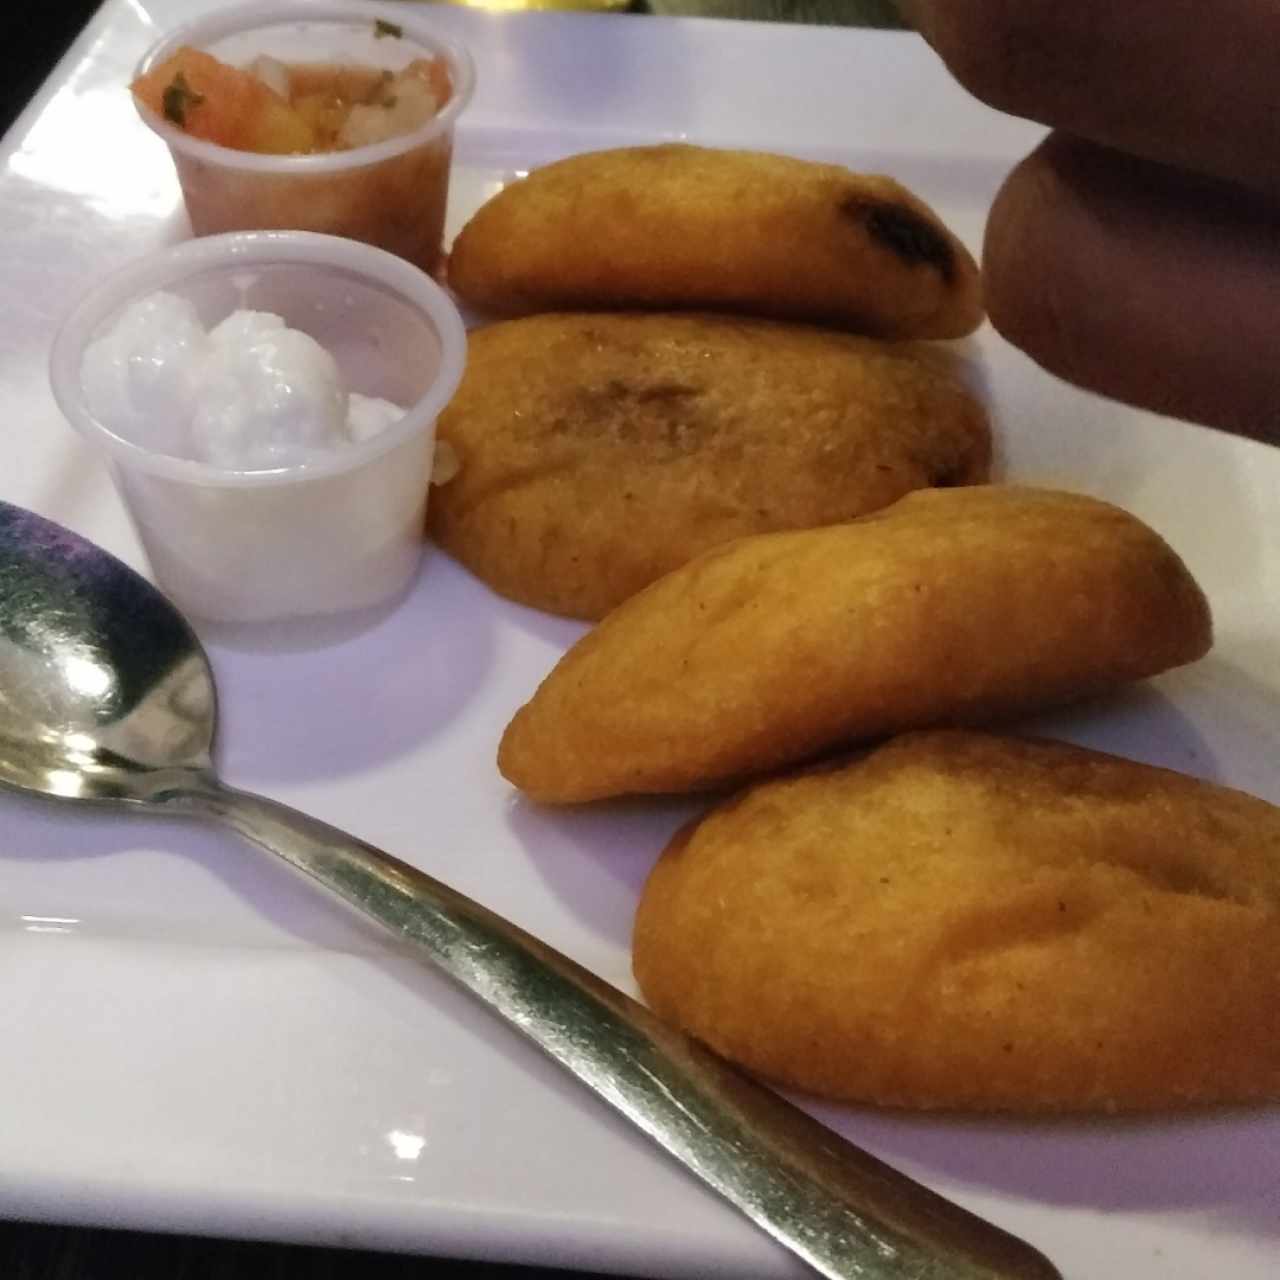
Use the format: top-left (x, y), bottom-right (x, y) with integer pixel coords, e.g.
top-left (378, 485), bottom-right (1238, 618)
top-left (633, 731), bottom-right (1280, 1112)
top-left (429, 311), bottom-right (990, 620)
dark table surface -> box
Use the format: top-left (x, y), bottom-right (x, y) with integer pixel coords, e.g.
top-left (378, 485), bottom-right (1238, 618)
top-left (2, 2), bottom-right (905, 1278)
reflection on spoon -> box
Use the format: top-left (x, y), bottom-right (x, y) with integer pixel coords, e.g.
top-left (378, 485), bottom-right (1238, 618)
top-left (0, 500), bottom-right (1060, 1280)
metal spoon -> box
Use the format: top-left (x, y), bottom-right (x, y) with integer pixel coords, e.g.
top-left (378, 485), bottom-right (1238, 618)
top-left (0, 500), bottom-right (1060, 1280)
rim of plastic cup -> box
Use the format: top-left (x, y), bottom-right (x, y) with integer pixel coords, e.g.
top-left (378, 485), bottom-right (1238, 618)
top-left (133, 0), bottom-right (475, 174)
top-left (49, 230), bottom-right (468, 489)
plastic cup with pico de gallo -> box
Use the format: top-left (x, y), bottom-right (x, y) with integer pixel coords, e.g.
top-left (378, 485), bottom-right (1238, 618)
top-left (131, 1), bottom-right (475, 276)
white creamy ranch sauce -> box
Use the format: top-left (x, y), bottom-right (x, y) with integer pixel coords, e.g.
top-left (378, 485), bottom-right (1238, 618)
top-left (81, 291), bottom-right (404, 468)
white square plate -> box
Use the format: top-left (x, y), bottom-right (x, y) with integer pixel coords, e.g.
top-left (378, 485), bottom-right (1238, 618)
top-left (1, 5), bottom-right (1277, 1279)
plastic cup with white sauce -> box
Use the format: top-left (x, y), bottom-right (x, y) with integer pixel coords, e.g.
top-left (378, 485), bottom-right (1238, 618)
top-left (49, 230), bottom-right (467, 630)
top-left (132, 0), bottom-right (475, 275)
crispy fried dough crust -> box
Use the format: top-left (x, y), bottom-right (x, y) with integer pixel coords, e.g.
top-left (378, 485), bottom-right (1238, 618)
top-left (633, 731), bottom-right (1280, 1112)
top-left (497, 487), bottom-right (1212, 802)
top-left (429, 312), bottom-right (991, 620)
top-left (448, 145), bottom-right (984, 340)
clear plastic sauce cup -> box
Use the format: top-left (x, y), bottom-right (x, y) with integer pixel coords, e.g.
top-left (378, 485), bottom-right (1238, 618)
top-left (133, 1), bottom-right (475, 275)
top-left (50, 230), bottom-right (467, 629)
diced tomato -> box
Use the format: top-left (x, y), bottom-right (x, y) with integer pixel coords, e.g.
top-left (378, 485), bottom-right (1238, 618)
top-left (131, 46), bottom-right (316, 155)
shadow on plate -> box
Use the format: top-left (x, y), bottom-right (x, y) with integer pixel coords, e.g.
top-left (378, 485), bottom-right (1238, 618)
top-left (209, 549), bottom-right (500, 784)
top-left (503, 790), bottom-right (698, 951)
top-left (0, 786), bottom-right (393, 952)
top-left (811, 1098), bottom-right (1280, 1221)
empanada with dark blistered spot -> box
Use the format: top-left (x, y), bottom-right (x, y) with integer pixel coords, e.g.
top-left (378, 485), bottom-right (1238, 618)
top-left (448, 145), bottom-right (983, 340)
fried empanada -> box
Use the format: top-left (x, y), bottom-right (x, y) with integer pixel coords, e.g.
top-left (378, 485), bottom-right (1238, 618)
top-left (498, 487), bottom-right (1212, 802)
top-left (448, 145), bottom-right (983, 340)
top-left (429, 312), bottom-right (990, 620)
top-left (633, 731), bottom-right (1280, 1112)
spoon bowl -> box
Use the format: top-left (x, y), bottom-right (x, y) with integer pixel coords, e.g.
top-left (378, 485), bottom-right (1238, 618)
top-left (0, 499), bottom-right (1061, 1280)
top-left (0, 504), bottom-right (214, 802)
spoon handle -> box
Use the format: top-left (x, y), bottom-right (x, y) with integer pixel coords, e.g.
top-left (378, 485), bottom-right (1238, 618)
top-left (174, 778), bottom-right (1058, 1280)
